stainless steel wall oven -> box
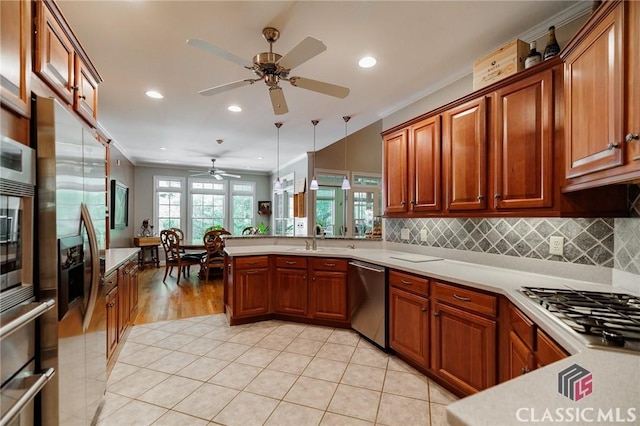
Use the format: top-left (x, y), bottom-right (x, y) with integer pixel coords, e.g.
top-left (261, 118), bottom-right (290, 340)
top-left (0, 136), bottom-right (55, 426)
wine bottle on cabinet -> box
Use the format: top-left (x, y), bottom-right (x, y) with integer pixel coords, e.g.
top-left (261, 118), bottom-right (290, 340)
top-left (525, 41), bottom-right (542, 69)
top-left (543, 26), bottom-right (560, 60)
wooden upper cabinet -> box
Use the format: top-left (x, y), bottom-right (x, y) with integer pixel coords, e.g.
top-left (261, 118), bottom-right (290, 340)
top-left (35, 1), bottom-right (101, 125)
top-left (0, 0), bottom-right (31, 117)
top-left (443, 96), bottom-right (487, 211)
top-left (384, 129), bottom-right (409, 213)
top-left (626, 0), bottom-right (640, 163)
top-left (494, 69), bottom-right (553, 209)
top-left (563, 1), bottom-right (624, 179)
top-left (409, 116), bottom-right (441, 212)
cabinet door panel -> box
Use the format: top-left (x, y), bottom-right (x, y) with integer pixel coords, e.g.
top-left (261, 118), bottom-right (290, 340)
top-left (432, 302), bottom-right (496, 395)
top-left (75, 57), bottom-right (99, 124)
top-left (309, 270), bottom-right (348, 321)
top-left (410, 116), bottom-right (441, 212)
top-left (384, 129), bottom-right (408, 213)
top-left (106, 288), bottom-right (118, 360)
top-left (36, 3), bottom-right (75, 104)
top-left (274, 268), bottom-right (307, 316)
top-left (236, 268), bottom-right (270, 317)
top-left (627, 0), bottom-right (640, 162)
top-left (565, 5), bottom-right (624, 178)
top-left (443, 97), bottom-right (487, 211)
top-left (389, 287), bottom-right (429, 367)
top-left (495, 70), bottom-right (553, 209)
top-left (508, 331), bottom-right (535, 379)
top-left (0, 0), bottom-right (31, 116)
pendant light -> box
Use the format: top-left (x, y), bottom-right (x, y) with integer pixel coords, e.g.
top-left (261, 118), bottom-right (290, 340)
top-left (309, 120), bottom-right (319, 191)
top-left (341, 116), bottom-right (351, 190)
top-left (274, 122), bottom-right (283, 191)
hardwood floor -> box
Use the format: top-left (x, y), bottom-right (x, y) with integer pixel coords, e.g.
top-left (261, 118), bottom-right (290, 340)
top-left (132, 266), bottom-right (225, 325)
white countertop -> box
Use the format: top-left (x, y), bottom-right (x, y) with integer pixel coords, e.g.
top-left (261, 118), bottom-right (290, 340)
top-left (224, 243), bottom-right (640, 425)
top-left (104, 248), bottom-right (140, 275)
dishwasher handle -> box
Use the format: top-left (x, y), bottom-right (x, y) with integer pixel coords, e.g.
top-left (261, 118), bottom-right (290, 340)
top-left (349, 262), bottom-right (385, 273)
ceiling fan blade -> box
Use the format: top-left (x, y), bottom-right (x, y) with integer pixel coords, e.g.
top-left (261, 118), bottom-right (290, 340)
top-left (186, 38), bottom-right (252, 68)
top-left (289, 77), bottom-right (350, 98)
top-left (269, 86), bottom-right (289, 115)
top-left (189, 172), bottom-right (210, 177)
top-left (221, 173), bottom-right (241, 179)
top-left (199, 79), bottom-right (252, 96)
top-left (214, 174), bottom-right (224, 181)
top-left (277, 36), bottom-right (326, 70)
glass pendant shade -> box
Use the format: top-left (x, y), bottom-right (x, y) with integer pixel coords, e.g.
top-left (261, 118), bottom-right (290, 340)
top-left (342, 116), bottom-right (351, 190)
top-left (273, 122), bottom-right (283, 191)
top-left (310, 120), bottom-right (319, 191)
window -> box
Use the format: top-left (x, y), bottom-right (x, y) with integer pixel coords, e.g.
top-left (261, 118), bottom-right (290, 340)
top-left (189, 179), bottom-right (226, 243)
top-left (316, 187), bottom-right (336, 237)
top-left (231, 182), bottom-right (255, 235)
top-left (155, 177), bottom-right (184, 232)
top-left (273, 173), bottom-right (294, 236)
top-left (350, 173), bottom-right (382, 238)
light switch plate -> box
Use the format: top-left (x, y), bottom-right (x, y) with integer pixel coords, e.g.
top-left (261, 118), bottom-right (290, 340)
top-left (401, 228), bottom-right (410, 240)
top-left (420, 229), bottom-right (428, 242)
top-left (549, 236), bottom-right (564, 256)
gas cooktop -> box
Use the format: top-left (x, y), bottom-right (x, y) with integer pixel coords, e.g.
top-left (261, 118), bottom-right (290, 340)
top-left (521, 286), bottom-right (640, 353)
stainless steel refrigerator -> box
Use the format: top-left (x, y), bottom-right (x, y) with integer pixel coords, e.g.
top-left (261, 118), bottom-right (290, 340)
top-left (34, 96), bottom-right (107, 426)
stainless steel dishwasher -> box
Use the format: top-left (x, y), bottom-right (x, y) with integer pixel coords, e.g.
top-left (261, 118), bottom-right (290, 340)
top-left (348, 260), bottom-right (387, 349)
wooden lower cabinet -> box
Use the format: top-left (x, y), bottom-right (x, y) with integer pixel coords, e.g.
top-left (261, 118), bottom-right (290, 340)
top-left (309, 270), bottom-right (348, 321)
top-left (389, 286), bottom-right (429, 367)
top-left (536, 328), bottom-right (569, 368)
top-left (235, 267), bottom-right (270, 317)
top-left (508, 331), bottom-right (535, 378)
top-left (105, 286), bottom-right (118, 361)
top-left (117, 266), bottom-right (130, 339)
top-left (431, 301), bottom-right (497, 395)
top-left (129, 262), bottom-right (139, 318)
top-left (274, 267), bottom-right (308, 316)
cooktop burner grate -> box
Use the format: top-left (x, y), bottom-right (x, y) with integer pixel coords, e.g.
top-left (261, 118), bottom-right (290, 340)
top-left (521, 287), bottom-right (640, 352)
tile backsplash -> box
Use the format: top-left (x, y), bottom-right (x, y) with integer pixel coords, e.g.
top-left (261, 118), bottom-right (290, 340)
top-left (385, 185), bottom-right (640, 274)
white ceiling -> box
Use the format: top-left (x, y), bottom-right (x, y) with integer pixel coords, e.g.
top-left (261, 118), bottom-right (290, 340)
top-left (57, 1), bottom-right (584, 176)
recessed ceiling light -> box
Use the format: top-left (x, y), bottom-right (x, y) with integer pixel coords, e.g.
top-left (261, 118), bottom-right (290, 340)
top-left (228, 105), bottom-right (242, 112)
top-left (257, 156), bottom-right (263, 160)
top-left (358, 56), bottom-right (377, 68)
top-left (145, 90), bottom-right (164, 99)
top-left (159, 147), bottom-right (167, 150)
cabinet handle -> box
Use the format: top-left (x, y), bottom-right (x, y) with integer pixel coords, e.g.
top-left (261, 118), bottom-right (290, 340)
top-left (107, 302), bottom-right (115, 308)
top-left (607, 142), bottom-right (620, 150)
top-left (285, 261), bottom-right (297, 265)
top-left (247, 261), bottom-right (257, 265)
top-left (520, 367), bottom-right (530, 374)
top-left (400, 279), bottom-right (413, 286)
top-left (453, 294), bottom-right (471, 302)
top-left (494, 194), bottom-right (501, 199)
top-left (323, 263), bottom-right (336, 267)
top-left (79, 95), bottom-right (86, 100)
top-left (626, 133), bottom-right (639, 143)
top-left (400, 201), bottom-right (406, 206)
top-left (246, 270), bottom-right (259, 275)
top-left (410, 200), bottom-right (416, 205)
top-left (71, 85), bottom-right (79, 91)
top-left (477, 195), bottom-right (484, 200)
top-left (421, 307), bottom-right (427, 312)
top-left (434, 311), bottom-right (440, 317)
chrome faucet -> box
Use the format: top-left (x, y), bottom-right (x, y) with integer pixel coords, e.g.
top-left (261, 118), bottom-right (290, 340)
top-left (305, 240), bottom-right (311, 250)
top-left (312, 237), bottom-right (318, 251)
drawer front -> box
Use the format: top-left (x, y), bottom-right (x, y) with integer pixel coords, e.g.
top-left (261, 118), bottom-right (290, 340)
top-left (235, 256), bottom-right (269, 269)
top-left (509, 304), bottom-right (535, 350)
top-left (389, 270), bottom-right (429, 297)
top-left (310, 258), bottom-right (348, 272)
top-left (433, 281), bottom-right (497, 317)
top-left (275, 256), bottom-right (308, 269)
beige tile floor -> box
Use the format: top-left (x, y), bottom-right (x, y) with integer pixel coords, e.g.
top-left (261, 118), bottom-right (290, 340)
top-left (98, 314), bottom-right (457, 425)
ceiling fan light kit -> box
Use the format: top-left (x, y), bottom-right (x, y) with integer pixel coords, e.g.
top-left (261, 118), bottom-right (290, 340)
top-left (190, 158), bottom-right (241, 180)
top-left (187, 27), bottom-right (350, 115)
top-left (342, 116), bottom-right (351, 190)
top-left (310, 120), bottom-right (319, 191)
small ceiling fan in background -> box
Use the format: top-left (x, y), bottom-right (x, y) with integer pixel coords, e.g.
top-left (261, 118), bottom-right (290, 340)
top-left (189, 159), bottom-right (241, 180)
top-left (186, 27), bottom-right (350, 115)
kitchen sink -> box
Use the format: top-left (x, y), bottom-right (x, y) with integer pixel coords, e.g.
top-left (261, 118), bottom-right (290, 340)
top-left (286, 247), bottom-right (349, 253)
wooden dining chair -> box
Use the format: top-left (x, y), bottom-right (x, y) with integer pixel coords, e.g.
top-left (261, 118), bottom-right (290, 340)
top-left (160, 229), bottom-right (202, 285)
top-left (241, 226), bottom-right (257, 235)
top-left (168, 227), bottom-right (186, 253)
top-left (201, 229), bottom-right (231, 283)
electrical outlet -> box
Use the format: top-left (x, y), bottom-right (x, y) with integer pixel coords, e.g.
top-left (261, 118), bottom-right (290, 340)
top-left (420, 229), bottom-right (428, 242)
top-left (549, 236), bottom-right (564, 256)
top-left (401, 228), bottom-right (410, 240)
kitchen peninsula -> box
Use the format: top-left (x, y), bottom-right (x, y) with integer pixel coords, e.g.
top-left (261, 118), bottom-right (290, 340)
top-left (223, 237), bottom-right (640, 425)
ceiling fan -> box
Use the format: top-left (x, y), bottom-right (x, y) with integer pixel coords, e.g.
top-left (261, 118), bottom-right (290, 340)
top-left (186, 27), bottom-right (350, 115)
top-left (189, 159), bottom-right (241, 180)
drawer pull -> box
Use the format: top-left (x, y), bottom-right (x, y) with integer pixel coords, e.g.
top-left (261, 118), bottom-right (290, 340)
top-left (520, 367), bottom-right (530, 374)
top-left (247, 261), bottom-right (258, 265)
top-left (323, 263), bottom-right (336, 267)
top-left (434, 311), bottom-right (440, 317)
top-left (400, 279), bottom-right (413, 286)
top-left (453, 294), bottom-right (471, 302)
top-left (246, 270), bottom-right (259, 275)
top-left (285, 261), bottom-right (297, 265)
top-left (421, 307), bottom-right (427, 312)
top-left (607, 142), bottom-right (620, 150)
top-left (626, 133), bottom-right (639, 143)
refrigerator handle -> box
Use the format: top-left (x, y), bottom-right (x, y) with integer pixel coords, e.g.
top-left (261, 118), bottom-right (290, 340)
top-left (80, 203), bottom-right (101, 333)
top-left (0, 368), bottom-right (55, 426)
